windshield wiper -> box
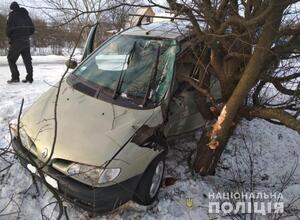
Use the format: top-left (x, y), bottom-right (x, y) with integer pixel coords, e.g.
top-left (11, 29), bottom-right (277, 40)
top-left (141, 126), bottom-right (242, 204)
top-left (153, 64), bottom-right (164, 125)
top-left (112, 41), bottom-right (137, 99)
top-left (142, 45), bottom-right (161, 107)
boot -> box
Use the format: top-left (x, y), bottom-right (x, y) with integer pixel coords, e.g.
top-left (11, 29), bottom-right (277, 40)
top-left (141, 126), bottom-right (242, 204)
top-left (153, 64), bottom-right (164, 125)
top-left (7, 78), bottom-right (20, 84)
top-left (22, 78), bottom-right (33, 83)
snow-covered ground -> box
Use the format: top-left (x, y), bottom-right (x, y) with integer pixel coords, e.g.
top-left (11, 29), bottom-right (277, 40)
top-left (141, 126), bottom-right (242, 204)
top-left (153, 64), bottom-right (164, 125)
top-left (0, 56), bottom-right (299, 220)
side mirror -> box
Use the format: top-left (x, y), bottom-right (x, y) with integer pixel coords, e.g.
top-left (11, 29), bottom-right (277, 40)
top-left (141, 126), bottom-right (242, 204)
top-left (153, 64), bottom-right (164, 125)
top-left (65, 59), bottom-right (78, 69)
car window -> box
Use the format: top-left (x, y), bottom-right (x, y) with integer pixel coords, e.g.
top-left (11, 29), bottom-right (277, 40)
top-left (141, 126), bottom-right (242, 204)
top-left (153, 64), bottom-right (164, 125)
top-left (73, 35), bottom-right (178, 104)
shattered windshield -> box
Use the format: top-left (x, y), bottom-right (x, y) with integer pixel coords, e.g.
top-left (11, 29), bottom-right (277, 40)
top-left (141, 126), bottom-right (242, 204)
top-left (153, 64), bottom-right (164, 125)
top-left (73, 35), bottom-right (178, 104)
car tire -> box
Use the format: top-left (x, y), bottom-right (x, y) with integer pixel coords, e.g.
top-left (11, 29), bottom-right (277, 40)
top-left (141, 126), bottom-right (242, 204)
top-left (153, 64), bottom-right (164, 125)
top-left (133, 153), bottom-right (165, 205)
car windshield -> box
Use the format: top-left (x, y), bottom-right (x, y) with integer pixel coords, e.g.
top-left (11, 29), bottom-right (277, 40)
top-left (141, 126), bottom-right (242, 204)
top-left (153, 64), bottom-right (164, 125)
top-left (73, 35), bottom-right (178, 104)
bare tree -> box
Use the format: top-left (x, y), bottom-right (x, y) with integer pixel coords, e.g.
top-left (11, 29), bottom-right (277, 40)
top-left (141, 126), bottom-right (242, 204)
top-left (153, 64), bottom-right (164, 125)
top-left (40, 0), bottom-right (142, 29)
top-left (30, 0), bottom-right (143, 48)
top-left (158, 0), bottom-right (300, 175)
top-left (42, 0), bottom-right (105, 25)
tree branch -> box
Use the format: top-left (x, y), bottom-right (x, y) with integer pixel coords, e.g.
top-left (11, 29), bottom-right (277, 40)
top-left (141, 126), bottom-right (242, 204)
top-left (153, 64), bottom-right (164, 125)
top-left (250, 107), bottom-right (300, 134)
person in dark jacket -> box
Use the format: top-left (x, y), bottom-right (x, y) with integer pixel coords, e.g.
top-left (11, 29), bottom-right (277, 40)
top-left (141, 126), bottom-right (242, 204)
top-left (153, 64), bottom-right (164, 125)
top-left (6, 2), bottom-right (35, 84)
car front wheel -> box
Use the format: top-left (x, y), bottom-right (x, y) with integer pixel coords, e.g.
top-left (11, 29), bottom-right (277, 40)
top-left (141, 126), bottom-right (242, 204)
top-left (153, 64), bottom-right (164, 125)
top-left (133, 154), bottom-right (165, 205)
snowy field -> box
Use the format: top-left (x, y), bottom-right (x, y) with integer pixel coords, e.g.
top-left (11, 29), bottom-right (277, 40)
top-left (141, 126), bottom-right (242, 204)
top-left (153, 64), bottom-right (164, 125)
top-left (0, 56), bottom-right (299, 220)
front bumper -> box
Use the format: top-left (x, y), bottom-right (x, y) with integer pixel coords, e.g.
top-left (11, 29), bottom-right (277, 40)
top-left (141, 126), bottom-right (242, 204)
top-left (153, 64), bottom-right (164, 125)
top-left (12, 138), bottom-right (141, 214)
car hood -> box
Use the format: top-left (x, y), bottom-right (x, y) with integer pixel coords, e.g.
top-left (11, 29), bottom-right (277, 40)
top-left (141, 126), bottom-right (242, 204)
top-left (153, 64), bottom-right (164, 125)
top-left (21, 80), bottom-right (154, 166)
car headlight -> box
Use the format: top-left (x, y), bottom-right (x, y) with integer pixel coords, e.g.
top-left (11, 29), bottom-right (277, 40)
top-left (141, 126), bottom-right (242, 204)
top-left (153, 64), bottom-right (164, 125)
top-left (67, 163), bottom-right (120, 185)
top-left (98, 168), bottom-right (121, 184)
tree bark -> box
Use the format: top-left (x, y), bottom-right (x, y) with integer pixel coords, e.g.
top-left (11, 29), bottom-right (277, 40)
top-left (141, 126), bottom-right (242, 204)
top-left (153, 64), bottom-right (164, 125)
top-left (193, 3), bottom-right (286, 175)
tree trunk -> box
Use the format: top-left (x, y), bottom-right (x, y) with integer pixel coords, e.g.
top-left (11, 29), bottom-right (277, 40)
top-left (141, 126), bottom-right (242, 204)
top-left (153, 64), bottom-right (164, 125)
top-left (193, 4), bottom-right (285, 175)
top-left (193, 127), bottom-right (233, 175)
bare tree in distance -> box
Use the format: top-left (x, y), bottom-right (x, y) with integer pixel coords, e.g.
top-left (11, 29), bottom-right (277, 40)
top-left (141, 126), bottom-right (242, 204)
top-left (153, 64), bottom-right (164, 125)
top-left (40, 0), bottom-right (143, 27)
top-left (21, 1), bottom-right (147, 48)
top-left (42, 0), bottom-right (108, 25)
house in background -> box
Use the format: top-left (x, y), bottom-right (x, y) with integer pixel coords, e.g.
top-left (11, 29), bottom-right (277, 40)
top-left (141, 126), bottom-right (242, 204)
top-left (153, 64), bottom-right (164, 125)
top-left (127, 7), bottom-right (155, 27)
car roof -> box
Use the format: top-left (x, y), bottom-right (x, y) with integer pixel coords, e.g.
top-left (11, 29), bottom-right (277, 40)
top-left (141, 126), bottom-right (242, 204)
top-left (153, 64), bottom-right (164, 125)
top-left (121, 21), bottom-right (190, 40)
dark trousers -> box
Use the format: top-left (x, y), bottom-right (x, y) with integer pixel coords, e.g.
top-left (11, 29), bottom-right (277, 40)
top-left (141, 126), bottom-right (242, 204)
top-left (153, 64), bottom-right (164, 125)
top-left (7, 39), bottom-right (33, 80)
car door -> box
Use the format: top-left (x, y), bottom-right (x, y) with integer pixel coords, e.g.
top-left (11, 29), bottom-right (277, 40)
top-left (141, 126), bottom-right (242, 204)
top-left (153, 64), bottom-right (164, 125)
top-left (164, 82), bottom-right (206, 137)
top-left (164, 47), bottom-right (221, 137)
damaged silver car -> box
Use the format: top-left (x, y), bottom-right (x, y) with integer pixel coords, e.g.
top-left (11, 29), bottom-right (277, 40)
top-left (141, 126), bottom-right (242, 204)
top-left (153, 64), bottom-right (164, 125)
top-left (11, 21), bottom-right (221, 213)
